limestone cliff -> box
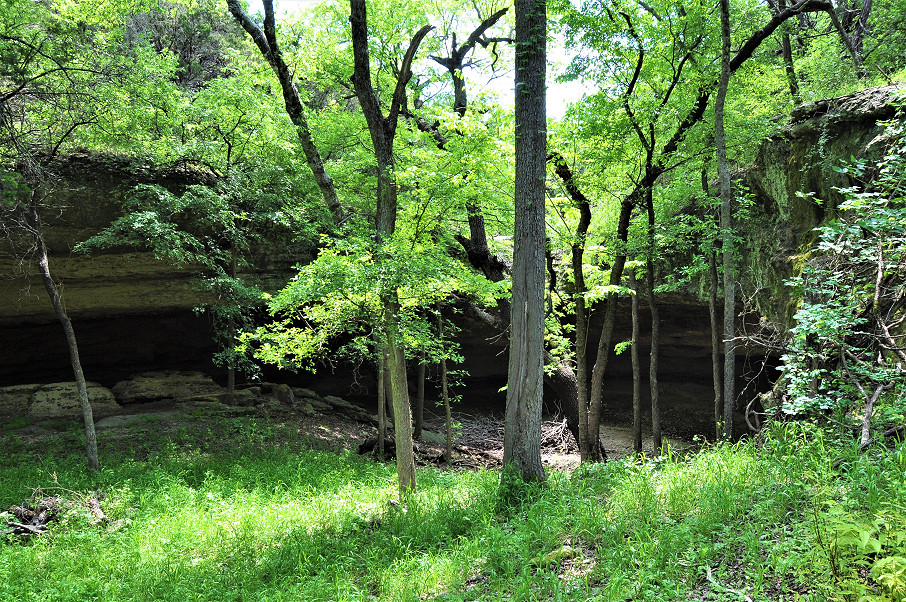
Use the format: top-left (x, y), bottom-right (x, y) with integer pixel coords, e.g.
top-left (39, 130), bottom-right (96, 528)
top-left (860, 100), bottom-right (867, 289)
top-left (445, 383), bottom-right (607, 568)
top-left (0, 86), bottom-right (902, 437)
top-left (739, 84), bottom-right (904, 324)
top-left (0, 153), bottom-right (306, 386)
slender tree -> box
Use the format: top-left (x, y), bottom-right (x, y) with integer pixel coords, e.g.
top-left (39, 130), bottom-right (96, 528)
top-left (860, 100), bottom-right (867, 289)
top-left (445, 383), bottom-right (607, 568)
top-left (628, 269), bottom-right (643, 454)
top-left (716, 0), bottom-right (736, 440)
top-left (503, 0), bottom-right (547, 483)
top-left (349, 0), bottom-right (433, 496)
top-left (227, 0), bottom-right (343, 222)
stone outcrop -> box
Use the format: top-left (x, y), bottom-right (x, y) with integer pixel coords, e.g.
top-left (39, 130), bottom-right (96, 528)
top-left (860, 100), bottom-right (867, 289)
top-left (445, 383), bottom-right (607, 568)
top-left (0, 382), bottom-right (120, 419)
top-left (111, 371), bottom-right (224, 404)
top-left (0, 153), bottom-right (311, 387)
top-left (0, 87), bottom-right (902, 438)
top-left (738, 84), bottom-right (904, 323)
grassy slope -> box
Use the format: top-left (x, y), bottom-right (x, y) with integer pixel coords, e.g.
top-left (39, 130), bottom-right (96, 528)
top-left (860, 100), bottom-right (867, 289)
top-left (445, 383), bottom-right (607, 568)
top-left (1, 415), bottom-right (905, 601)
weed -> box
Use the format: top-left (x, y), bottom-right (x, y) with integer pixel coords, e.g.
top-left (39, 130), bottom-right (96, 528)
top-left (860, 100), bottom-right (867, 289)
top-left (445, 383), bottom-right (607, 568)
top-left (0, 414), bottom-right (903, 600)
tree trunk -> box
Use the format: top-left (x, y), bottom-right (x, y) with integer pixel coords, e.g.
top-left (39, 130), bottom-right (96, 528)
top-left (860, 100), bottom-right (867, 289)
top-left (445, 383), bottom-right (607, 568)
top-left (549, 152), bottom-right (592, 462)
top-left (587, 198), bottom-right (633, 462)
top-left (709, 251), bottom-right (723, 441)
top-left (25, 200), bottom-right (98, 473)
top-left (851, 0), bottom-right (873, 66)
top-left (773, 0), bottom-right (802, 102)
top-left (438, 314), bottom-right (453, 463)
top-left (226, 245), bottom-right (238, 402)
top-left (384, 305), bottom-right (416, 492)
top-left (645, 188), bottom-right (662, 453)
top-left (780, 32), bottom-right (800, 102)
top-left (226, 0), bottom-right (342, 221)
top-left (716, 0), bottom-right (736, 441)
top-left (587, 291), bottom-right (619, 461)
top-left (503, 0), bottom-right (547, 483)
top-left (414, 353), bottom-right (425, 440)
top-left (350, 0), bottom-right (433, 497)
top-left (377, 349), bottom-right (387, 460)
top-left (628, 270), bottom-right (642, 454)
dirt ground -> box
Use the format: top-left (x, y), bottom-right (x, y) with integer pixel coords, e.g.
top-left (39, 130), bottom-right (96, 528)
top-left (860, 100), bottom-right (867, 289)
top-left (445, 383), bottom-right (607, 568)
top-left (5, 399), bottom-right (698, 472)
top-left (300, 407), bottom-right (696, 472)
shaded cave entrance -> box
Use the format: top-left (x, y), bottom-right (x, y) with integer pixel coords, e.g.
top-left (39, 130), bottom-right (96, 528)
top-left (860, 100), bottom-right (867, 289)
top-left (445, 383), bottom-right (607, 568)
top-left (0, 298), bottom-right (777, 442)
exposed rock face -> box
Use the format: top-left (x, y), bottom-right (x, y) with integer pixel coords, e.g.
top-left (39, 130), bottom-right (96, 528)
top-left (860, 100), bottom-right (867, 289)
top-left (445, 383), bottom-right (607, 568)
top-left (0, 153), bottom-right (309, 388)
top-left (0, 88), bottom-right (901, 438)
top-left (111, 371), bottom-right (225, 404)
top-left (0, 381), bottom-right (120, 419)
top-left (739, 84), bottom-right (904, 323)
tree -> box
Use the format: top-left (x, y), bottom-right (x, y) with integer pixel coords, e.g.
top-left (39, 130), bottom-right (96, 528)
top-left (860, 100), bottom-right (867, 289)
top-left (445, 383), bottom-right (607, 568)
top-left (716, 0), bottom-right (735, 440)
top-left (503, 0), bottom-right (547, 483)
top-left (227, 0), bottom-right (343, 222)
top-left (0, 0), bottom-right (135, 473)
top-left (349, 0), bottom-right (433, 496)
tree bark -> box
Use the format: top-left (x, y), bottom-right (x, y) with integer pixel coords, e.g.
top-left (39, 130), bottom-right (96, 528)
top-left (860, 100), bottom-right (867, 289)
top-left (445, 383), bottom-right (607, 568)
top-left (716, 0), bottom-right (736, 441)
top-left (503, 0), bottom-right (547, 483)
top-left (438, 314), bottom-right (454, 463)
top-left (350, 0), bottom-right (433, 497)
top-left (628, 270), bottom-right (643, 454)
top-left (414, 352), bottom-right (425, 440)
top-left (849, 0), bottom-right (872, 70)
top-left (709, 250), bottom-right (723, 441)
top-left (587, 199), bottom-right (632, 461)
top-left (227, 0), bottom-right (343, 222)
top-left (549, 152), bottom-right (592, 461)
top-left (645, 187), bottom-right (662, 453)
top-left (377, 348), bottom-right (387, 461)
top-left (772, 0), bottom-right (802, 102)
top-left (25, 199), bottom-right (98, 473)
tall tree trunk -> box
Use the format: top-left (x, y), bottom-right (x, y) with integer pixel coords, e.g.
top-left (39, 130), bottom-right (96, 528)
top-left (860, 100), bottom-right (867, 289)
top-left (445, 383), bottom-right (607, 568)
top-left (414, 353), bottom-right (425, 440)
top-left (226, 245), bottom-right (238, 402)
top-left (384, 307), bottom-right (416, 492)
top-left (549, 152), bottom-right (592, 461)
top-left (573, 229), bottom-right (591, 464)
top-left (503, 0), bottom-right (547, 483)
top-left (437, 314), bottom-right (454, 463)
top-left (716, 0), bottom-right (736, 440)
top-left (645, 188), bottom-right (662, 453)
top-left (25, 200), bottom-right (98, 473)
top-left (851, 0), bottom-right (872, 67)
top-left (350, 0), bottom-right (433, 497)
top-left (709, 251), bottom-right (723, 441)
top-left (377, 349), bottom-right (387, 461)
top-left (780, 33), bottom-right (800, 102)
top-left (628, 270), bottom-right (642, 454)
top-left (774, 0), bottom-right (802, 102)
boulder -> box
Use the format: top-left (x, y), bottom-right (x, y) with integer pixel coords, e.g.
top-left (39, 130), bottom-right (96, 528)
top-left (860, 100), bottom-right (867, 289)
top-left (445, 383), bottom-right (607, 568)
top-left (0, 385), bottom-right (41, 416)
top-left (419, 430), bottom-right (447, 445)
top-left (28, 382), bottom-right (120, 418)
top-left (179, 398), bottom-right (255, 416)
top-left (294, 389), bottom-right (331, 412)
top-left (218, 389), bottom-right (258, 407)
top-left (272, 384), bottom-right (294, 406)
top-left (324, 395), bottom-right (375, 424)
top-left (111, 371), bottom-right (224, 404)
top-left (294, 388), bottom-right (326, 402)
top-left (295, 400), bottom-right (317, 416)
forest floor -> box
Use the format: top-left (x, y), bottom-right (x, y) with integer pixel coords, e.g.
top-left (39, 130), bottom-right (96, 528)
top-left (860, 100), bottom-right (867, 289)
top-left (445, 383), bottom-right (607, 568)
top-left (2, 398), bottom-right (903, 601)
top-left (7, 397), bottom-right (696, 473)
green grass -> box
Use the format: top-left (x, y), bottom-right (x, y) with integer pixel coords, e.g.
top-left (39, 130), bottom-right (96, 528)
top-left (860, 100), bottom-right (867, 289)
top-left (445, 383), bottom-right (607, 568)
top-left (2, 415), bottom-right (905, 601)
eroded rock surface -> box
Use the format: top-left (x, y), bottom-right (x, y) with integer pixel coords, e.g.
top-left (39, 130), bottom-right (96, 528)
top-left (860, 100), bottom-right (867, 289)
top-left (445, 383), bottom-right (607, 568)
top-left (0, 381), bottom-right (122, 419)
top-left (111, 371), bottom-right (224, 404)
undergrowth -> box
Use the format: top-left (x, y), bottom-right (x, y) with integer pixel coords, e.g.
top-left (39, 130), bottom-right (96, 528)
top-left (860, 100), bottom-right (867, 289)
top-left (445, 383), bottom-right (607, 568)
top-left (1, 415), bottom-right (904, 601)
